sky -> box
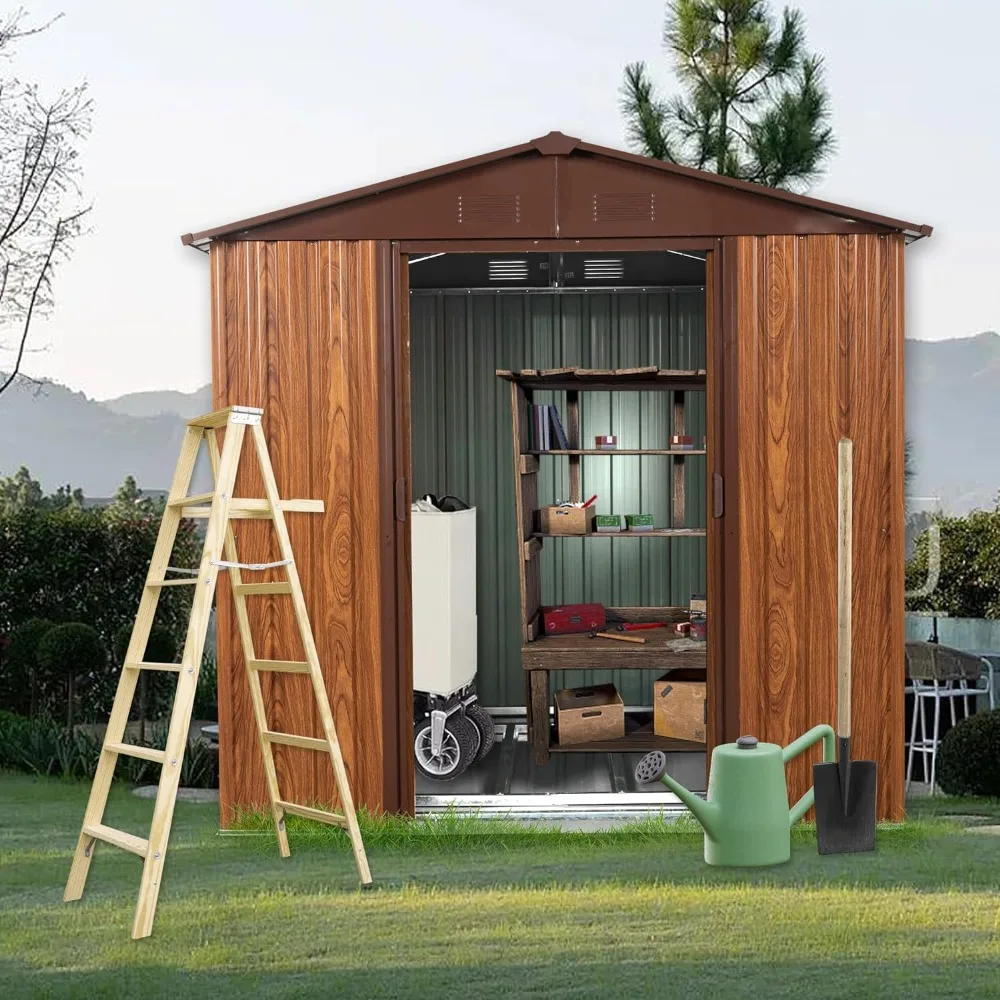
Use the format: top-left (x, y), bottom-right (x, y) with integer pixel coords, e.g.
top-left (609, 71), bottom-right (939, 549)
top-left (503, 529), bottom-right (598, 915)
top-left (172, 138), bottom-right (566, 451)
top-left (3, 0), bottom-right (998, 400)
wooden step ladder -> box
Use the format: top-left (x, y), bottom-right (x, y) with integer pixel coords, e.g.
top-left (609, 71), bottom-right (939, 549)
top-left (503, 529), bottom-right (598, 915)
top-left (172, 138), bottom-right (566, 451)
top-left (64, 405), bottom-right (372, 939)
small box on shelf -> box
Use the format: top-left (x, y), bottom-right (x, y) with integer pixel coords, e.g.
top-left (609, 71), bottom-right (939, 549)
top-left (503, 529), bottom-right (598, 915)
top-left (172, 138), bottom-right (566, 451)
top-left (554, 684), bottom-right (625, 746)
top-left (670, 434), bottom-right (695, 450)
top-left (538, 505), bottom-right (596, 535)
top-left (625, 513), bottom-right (654, 532)
top-left (653, 676), bottom-right (706, 743)
top-left (595, 514), bottom-right (623, 533)
top-left (595, 435), bottom-right (617, 449)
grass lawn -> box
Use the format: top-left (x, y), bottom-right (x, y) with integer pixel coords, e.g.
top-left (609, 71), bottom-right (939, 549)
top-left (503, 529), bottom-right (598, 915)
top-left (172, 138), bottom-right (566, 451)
top-left (2, 774), bottom-right (999, 999)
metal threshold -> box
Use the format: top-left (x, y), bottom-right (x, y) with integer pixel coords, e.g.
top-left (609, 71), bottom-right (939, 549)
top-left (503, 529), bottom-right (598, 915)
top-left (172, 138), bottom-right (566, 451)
top-left (416, 791), bottom-right (690, 820)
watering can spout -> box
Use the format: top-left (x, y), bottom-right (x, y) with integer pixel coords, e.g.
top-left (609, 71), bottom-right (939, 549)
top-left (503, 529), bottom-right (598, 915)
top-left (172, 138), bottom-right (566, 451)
top-left (657, 770), bottom-right (721, 840)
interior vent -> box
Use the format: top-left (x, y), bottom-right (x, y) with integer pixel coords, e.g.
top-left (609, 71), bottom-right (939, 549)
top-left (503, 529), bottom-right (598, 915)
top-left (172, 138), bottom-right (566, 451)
top-left (458, 194), bottom-right (521, 224)
top-left (592, 192), bottom-right (655, 223)
top-left (583, 258), bottom-right (625, 281)
top-left (488, 259), bottom-right (529, 282)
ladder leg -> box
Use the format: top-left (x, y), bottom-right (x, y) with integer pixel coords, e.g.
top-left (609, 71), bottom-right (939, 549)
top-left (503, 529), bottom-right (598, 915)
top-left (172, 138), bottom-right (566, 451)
top-left (65, 425), bottom-right (204, 904)
top-left (249, 423), bottom-right (372, 884)
top-left (205, 430), bottom-right (290, 857)
top-left (132, 422), bottom-right (246, 939)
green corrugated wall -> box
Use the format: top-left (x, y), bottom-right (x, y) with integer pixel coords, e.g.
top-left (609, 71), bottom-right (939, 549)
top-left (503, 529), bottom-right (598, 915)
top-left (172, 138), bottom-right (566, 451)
top-left (409, 289), bottom-right (707, 708)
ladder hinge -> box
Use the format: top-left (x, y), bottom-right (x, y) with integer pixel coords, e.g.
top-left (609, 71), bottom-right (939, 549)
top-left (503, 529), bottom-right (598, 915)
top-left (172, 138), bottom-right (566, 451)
top-left (394, 478), bottom-right (408, 523)
top-left (713, 473), bottom-right (724, 518)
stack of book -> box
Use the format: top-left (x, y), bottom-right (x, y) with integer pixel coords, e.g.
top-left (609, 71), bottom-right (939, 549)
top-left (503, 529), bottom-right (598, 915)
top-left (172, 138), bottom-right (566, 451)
top-left (529, 404), bottom-right (570, 451)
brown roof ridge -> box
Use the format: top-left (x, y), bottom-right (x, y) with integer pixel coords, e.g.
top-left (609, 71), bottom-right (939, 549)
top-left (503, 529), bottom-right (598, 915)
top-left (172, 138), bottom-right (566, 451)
top-left (181, 130), bottom-right (931, 246)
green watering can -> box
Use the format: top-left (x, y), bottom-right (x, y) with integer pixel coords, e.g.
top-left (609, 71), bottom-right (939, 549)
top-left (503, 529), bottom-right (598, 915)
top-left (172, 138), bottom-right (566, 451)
top-left (635, 724), bottom-right (836, 866)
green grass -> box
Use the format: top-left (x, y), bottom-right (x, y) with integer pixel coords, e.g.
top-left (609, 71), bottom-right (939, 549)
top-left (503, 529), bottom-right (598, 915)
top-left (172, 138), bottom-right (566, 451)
top-left (2, 773), bottom-right (1000, 999)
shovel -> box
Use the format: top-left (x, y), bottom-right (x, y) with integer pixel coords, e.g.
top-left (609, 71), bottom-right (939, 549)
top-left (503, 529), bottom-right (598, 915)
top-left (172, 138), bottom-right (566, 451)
top-left (814, 438), bottom-right (877, 854)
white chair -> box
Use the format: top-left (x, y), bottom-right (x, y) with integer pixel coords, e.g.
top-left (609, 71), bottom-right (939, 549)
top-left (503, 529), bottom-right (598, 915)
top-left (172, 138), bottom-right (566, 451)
top-left (904, 645), bottom-right (995, 795)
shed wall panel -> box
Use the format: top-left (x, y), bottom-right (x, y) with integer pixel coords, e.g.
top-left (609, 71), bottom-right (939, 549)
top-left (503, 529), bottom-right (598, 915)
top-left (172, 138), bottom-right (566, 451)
top-left (211, 239), bottom-right (388, 825)
top-left (734, 233), bottom-right (905, 821)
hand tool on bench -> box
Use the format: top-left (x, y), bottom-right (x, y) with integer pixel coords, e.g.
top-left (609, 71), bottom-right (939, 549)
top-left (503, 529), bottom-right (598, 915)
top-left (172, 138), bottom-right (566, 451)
top-left (813, 437), bottom-right (877, 854)
top-left (588, 629), bottom-right (646, 644)
top-left (617, 622), bottom-right (668, 632)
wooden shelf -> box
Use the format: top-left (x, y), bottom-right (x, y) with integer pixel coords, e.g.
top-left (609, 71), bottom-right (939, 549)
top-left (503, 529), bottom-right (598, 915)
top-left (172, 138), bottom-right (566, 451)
top-left (533, 529), bottom-right (706, 539)
top-left (523, 630), bottom-right (707, 672)
top-left (550, 724), bottom-right (705, 754)
top-left (528, 448), bottom-right (706, 456)
top-left (497, 367), bottom-right (706, 392)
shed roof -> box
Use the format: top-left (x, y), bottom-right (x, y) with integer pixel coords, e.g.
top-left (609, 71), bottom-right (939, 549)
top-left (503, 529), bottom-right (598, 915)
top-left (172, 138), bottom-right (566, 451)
top-left (181, 131), bottom-right (931, 247)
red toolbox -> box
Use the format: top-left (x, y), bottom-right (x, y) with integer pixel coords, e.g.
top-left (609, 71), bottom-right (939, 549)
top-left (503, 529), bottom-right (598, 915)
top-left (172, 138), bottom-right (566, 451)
top-left (542, 603), bottom-right (605, 635)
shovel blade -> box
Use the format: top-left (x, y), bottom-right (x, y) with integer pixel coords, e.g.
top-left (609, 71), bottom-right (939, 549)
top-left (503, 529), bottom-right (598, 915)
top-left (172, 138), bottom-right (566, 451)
top-left (813, 759), bottom-right (877, 855)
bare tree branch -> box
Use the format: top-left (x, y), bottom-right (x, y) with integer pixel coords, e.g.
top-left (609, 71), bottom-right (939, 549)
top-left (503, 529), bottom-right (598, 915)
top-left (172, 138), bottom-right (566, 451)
top-left (0, 10), bottom-right (91, 397)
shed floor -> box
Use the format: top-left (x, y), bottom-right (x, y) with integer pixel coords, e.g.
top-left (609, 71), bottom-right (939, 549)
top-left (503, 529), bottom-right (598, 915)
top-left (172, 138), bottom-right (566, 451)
top-left (415, 718), bottom-right (707, 817)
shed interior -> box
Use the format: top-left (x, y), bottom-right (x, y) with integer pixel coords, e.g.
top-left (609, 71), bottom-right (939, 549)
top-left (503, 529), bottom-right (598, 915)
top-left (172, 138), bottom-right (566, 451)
top-left (407, 250), bottom-right (711, 806)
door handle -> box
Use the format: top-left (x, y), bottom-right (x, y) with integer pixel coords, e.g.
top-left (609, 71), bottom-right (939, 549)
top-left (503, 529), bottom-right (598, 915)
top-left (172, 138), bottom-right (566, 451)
top-left (713, 473), bottom-right (724, 518)
top-left (394, 478), bottom-right (408, 522)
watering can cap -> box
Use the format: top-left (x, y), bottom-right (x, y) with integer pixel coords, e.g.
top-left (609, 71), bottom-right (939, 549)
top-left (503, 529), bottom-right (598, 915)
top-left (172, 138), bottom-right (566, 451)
top-left (736, 735), bottom-right (759, 749)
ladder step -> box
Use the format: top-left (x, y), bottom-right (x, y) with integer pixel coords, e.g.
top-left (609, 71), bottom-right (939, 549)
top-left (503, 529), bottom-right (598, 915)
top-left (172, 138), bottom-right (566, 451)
top-left (124, 661), bottom-right (183, 673)
top-left (247, 659), bottom-right (312, 674)
top-left (168, 491), bottom-right (215, 507)
top-left (104, 742), bottom-right (166, 764)
top-left (235, 582), bottom-right (292, 596)
top-left (83, 823), bottom-right (149, 858)
top-left (180, 498), bottom-right (324, 520)
top-left (148, 578), bottom-right (199, 587)
top-left (264, 731), bottom-right (330, 752)
top-left (276, 801), bottom-right (347, 828)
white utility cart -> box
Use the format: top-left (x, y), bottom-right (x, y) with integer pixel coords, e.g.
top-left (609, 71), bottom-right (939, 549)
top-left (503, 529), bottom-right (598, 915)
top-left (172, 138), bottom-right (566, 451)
top-left (411, 499), bottom-right (495, 779)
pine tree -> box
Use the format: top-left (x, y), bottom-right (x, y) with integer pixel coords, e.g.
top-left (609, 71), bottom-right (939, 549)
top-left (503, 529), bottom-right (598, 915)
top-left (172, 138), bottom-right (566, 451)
top-left (621, 0), bottom-right (835, 190)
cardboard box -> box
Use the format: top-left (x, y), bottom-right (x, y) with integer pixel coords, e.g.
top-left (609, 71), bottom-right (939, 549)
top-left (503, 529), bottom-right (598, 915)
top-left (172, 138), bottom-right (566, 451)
top-left (538, 505), bottom-right (596, 535)
top-left (554, 684), bottom-right (625, 745)
top-left (653, 676), bottom-right (707, 743)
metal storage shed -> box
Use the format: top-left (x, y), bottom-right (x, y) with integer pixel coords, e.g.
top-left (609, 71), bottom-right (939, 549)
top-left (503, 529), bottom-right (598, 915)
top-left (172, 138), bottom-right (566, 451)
top-left (183, 130), bottom-right (930, 824)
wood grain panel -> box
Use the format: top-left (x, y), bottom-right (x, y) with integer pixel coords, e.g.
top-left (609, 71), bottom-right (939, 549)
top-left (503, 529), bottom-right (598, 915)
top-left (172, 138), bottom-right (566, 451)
top-left (210, 238), bottom-right (392, 825)
top-left (734, 233), bottom-right (906, 821)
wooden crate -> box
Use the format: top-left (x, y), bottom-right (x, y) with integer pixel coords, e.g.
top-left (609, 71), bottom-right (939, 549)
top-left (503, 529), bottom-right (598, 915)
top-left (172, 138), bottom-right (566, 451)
top-left (653, 676), bottom-right (707, 743)
top-left (538, 505), bottom-right (596, 535)
top-left (553, 684), bottom-right (624, 745)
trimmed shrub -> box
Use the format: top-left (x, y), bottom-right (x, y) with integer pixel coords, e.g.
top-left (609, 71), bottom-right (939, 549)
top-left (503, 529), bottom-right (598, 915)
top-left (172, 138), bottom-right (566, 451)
top-left (36, 624), bottom-right (107, 730)
top-left (0, 618), bottom-right (53, 716)
top-left (936, 708), bottom-right (1000, 797)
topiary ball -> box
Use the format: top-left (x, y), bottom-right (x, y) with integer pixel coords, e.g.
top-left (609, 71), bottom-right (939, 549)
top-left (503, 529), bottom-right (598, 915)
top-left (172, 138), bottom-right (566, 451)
top-left (112, 623), bottom-right (176, 666)
top-left (37, 623), bottom-right (107, 681)
top-left (936, 708), bottom-right (1000, 797)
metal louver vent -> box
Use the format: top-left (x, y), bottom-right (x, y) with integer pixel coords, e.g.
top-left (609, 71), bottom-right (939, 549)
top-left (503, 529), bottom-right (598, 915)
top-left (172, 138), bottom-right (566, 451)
top-left (488, 259), bottom-right (529, 282)
top-left (592, 192), bottom-right (656, 223)
top-left (458, 194), bottom-right (521, 224)
top-left (583, 258), bottom-right (625, 281)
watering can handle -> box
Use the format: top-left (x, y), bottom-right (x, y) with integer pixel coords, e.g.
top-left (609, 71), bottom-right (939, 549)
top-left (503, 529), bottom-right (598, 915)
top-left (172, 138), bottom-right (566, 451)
top-left (782, 724), bottom-right (836, 826)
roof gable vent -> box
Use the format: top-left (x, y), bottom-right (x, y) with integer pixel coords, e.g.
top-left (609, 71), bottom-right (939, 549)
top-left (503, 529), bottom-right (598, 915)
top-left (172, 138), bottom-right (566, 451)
top-left (458, 194), bottom-right (521, 225)
top-left (488, 259), bottom-right (529, 282)
top-left (592, 192), bottom-right (655, 223)
top-left (583, 258), bottom-right (625, 281)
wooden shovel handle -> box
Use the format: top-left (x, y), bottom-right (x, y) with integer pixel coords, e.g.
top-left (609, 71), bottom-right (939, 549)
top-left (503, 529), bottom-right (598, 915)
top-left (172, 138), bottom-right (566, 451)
top-left (838, 437), bottom-right (853, 739)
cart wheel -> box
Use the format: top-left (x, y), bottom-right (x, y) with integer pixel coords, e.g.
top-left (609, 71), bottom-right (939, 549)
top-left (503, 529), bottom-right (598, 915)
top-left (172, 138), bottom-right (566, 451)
top-left (466, 702), bottom-right (496, 762)
top-left (634, 750), bottom-right (668, 784)
top-left (413, 715), bottom-right (478, 781)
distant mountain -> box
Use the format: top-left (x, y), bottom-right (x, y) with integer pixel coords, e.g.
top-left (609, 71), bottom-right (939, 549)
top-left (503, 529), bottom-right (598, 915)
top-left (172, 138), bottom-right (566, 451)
top-left (1, 332), bottom-right (999, 511)
top-left (905, 331), bottom-right (1000, 514)
top-left (103, 385), bottom-right (213, 420)
top-left (0, 377), bottom-right (212, 496)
